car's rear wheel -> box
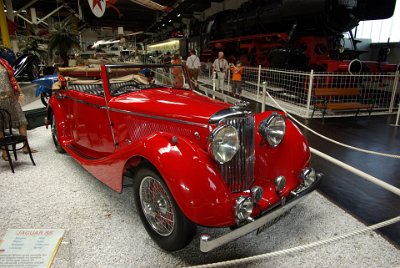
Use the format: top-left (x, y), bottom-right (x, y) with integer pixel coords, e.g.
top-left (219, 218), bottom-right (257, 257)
top-left (133, 167), bottom-right (196, 251)
top-left (51, 114), bottom-right (65, 153)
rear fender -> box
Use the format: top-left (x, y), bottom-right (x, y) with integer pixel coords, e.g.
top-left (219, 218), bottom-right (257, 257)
top-left (48, 96), bottom-right (70, 144)
top-left (35, 85), bottom-right (52, 97)
top-left (123, 132), bottom-right (235, 227)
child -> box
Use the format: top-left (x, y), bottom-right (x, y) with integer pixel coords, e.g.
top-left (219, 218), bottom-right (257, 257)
top-left (230, 60), bottom-right (243, 97)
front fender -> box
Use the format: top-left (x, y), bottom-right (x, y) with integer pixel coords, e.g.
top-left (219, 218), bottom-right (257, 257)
top-left (35, 85), bottom-right (52, 97)
top-left (125, 133), bottom-right (235, 227)
top-left (33, 74), bottom-right (58, 97)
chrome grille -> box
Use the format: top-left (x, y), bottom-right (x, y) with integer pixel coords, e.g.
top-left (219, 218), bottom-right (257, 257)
top-left (220, 115), bottom-right (255, 192)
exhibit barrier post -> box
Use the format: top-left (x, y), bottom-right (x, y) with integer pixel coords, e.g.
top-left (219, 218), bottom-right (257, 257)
top-left (395, 100), bottom-right (400, 126)
top-left (212, 71), bottom-right (216, 99)
top-left (261, 81), bottom-right (267, 112)
top-left (257, 65), bottom-right (262, 99)
top-left (305, 69), bottom-right (314, 118)
top-left (389, 70), bottom-right (399, 113)
top-left (227, 68), bottom-right (231, 94)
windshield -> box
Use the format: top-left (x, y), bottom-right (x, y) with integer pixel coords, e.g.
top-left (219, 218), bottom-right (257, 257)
top-left (105, 64), bottom-right (192, 96)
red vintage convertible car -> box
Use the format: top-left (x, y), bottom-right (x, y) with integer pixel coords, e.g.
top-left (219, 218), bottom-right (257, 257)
top-left (47, 64), bottom-right (322, 252)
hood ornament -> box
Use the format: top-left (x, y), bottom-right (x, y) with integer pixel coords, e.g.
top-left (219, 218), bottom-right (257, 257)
top-left (209, 101), bottom-right (252, 124)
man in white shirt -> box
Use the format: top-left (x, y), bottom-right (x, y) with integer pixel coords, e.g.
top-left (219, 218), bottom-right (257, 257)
top-left (186, 50), bottom-right (201, 88)
top-left (212, 51), bottom-right (228, 92)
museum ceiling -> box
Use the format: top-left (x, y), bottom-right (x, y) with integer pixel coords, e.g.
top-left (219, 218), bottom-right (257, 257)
top-left (10, 0), bottom-right (222, 32)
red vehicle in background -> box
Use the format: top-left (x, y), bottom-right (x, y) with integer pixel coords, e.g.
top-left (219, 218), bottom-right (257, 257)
top-left (47, 64), bottom-right (322, 252)
top-left (188, 0), bottom-right (398, 73)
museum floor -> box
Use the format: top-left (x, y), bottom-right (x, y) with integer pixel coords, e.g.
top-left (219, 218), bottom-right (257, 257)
top-left (0, 87), bottom-right (399, 267)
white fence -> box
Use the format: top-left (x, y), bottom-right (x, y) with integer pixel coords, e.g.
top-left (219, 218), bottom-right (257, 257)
top-left (198, 63), bottom-right (400, 119)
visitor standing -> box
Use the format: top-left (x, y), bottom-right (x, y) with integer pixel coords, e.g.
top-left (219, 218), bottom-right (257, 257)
top-left (186, 50), bottom-right (201, 88)
top-left (212, 52), bottom-right (228, 92)
top-left (230, 60), bottom-right (243, 97)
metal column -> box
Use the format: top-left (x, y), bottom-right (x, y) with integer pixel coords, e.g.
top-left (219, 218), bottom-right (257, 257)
top-left (0, 0), bottom-right (11, 48)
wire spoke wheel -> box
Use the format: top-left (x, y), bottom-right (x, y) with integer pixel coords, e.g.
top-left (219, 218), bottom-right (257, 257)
top-left (51, 114), bottom-right (58, 144)
top-left (133, 167), bottom-right (196, 251)
top-left (51, 114), bottom-right (65, 153)
top-left (139, 176), bottom-right (175, 236)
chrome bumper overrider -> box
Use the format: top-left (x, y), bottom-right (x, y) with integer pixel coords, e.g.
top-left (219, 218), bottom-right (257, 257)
top-left (199, 173), bottom-right (322, 252)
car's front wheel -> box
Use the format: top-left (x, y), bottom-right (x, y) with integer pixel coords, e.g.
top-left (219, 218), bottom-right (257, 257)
top-left (51, 114), bottom-right (65, 153)
top-left (133, 167), bottom-right (196, 251)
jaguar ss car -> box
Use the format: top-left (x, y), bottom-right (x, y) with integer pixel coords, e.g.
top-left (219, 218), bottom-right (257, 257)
top-left (47, 64), bottom-right (322, 252)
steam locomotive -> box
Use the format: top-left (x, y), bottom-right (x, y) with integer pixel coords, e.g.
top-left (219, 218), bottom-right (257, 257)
top-left (189, 0), bottom-right (398, 72)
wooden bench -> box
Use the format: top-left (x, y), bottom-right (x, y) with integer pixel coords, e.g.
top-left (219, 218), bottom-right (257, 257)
top-left (312, 88), bottom-right (373, 118)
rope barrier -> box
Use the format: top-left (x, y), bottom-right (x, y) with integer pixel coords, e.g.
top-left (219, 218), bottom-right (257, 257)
top-left (265, 91), bottom-right (400, 159)
top-left (310, 147), bottom-right (400, 197)
top-left (187, 216), bottom-right (400, 268)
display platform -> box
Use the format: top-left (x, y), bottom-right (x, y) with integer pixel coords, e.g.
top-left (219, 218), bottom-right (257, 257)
top-left (0, 126), bottom-right (399, 267)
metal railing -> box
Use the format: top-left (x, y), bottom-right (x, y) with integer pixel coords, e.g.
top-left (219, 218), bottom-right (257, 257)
top-left (197, 63), bottom-right (400, 119)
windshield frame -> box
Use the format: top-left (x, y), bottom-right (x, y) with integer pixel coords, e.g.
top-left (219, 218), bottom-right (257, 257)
top-left (104, 64), bottom-right (194, 97)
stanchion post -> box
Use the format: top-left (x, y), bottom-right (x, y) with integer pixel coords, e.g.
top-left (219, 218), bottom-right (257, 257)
top-left (262, 81), bottom-right (267, 112)
top-left (389, 70), bottom-right (399, 113)
top-left (212, 71), bottom-right (216, 99)
top-left (227, 68), bottom-right (231, 94)
top-left (0, 0), bottom-right (11, 48)
top-left (395, 104), bottom-right (400, 126)
top-left (257, 65), bottom-right (262, 99)
top-left (305, 69), bottom-right (314, 118)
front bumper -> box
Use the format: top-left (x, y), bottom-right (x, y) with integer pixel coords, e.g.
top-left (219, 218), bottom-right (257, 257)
top-left (199, 172), bottom-right (322, 252)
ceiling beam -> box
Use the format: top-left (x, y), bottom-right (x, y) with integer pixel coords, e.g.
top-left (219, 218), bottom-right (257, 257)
top-left (36, 4), bottom-right (65, 24)
top-left (15, 0), bottom-right (39, 15)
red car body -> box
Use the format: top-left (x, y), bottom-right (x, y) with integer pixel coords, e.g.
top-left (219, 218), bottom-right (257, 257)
top-left (47, 64), bottom-right (321, 251)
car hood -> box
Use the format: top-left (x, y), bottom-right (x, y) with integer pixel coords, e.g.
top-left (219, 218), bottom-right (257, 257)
top-left (108, 88), bottom-right (231, 126)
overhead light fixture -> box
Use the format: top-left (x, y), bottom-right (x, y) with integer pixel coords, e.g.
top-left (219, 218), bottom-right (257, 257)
top-left (130, 0), bottom-right (172, 12)
top-left (168, 19), bottom-right (172, 22)
top-left (126, 31), bottom-right (144, 36)
top-left (147, 39), bottom-right (180, 49)
top-left (162, 24), bottom-right (165, 26)
top-left (177, 14), bottom-right (181, 17)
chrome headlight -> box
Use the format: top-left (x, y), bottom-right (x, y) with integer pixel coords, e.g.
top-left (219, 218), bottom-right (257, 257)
top-left (208, 125), bottom-right (239, 164)
top-left (258, 112), bottom-right (286, 147)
